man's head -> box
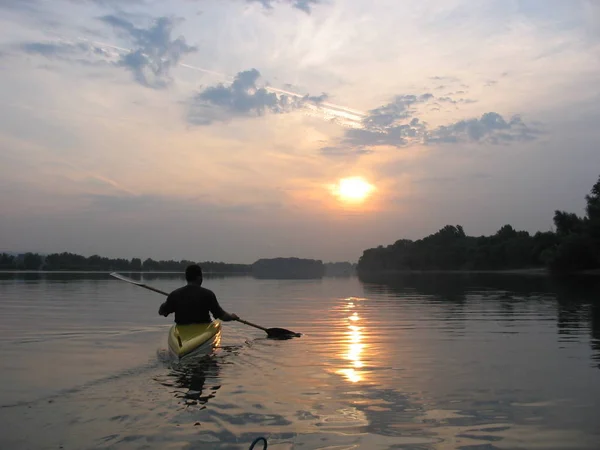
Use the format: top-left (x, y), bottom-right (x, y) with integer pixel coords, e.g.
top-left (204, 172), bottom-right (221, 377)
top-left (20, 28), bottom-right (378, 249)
top-left (185, 264), bottom-right (203, 284)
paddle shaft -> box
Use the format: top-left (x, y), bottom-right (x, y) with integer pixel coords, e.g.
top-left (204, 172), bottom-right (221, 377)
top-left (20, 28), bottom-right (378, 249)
top-left (110, 272), bottom-right (169, 296)
top-left (110, 272), bottom-right (275, 334)
top-left (234, 318), bottom-right (269, 332)
top-left (138, 284), bottom-right (169, 296)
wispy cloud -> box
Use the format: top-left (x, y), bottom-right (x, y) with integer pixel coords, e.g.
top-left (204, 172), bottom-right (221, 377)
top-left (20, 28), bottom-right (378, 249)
top-left (17, 40), bottom-right (113, 65)
top-left (319, 146), bottom-right (373, 158)
top-left (187, 68), bottom-right (328, 124)
top-left (427, 113), bottom-right (541, 144)
top-left (88, 0), bottom-right (148, 6)
top-left (342, 119), bottom-right (427, 148)
top-left (246, 0), bottom-right (323, 14)
top-left (363, 94), bottom-right (433, 130)
top-left (336, 93), bottom-right (541, 149)
top-left (100, 15), bottom-right (196, 88)
top-left (8, 29), bottom-right (542, 148)
top-left (10, 31), bottom-right (364, 127)
top-left (0, 0), bottom-right (38, 12)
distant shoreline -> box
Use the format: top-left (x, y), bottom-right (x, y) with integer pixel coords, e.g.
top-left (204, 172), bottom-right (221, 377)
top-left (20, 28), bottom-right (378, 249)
top-left (357, 268), bottom-right (600, 277)
top-left (0, 270), bottom-right (251, 275)
top-left (4, 268), bottom-right (600, 277)
top-left (359, 268), bottom-right (547, 275)
top-left (0, 270), bottom-right (356, 278)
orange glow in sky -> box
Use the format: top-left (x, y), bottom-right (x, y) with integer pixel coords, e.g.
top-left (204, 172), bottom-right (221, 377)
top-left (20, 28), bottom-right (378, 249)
top-left (331, 177), bottom-right (375, 204)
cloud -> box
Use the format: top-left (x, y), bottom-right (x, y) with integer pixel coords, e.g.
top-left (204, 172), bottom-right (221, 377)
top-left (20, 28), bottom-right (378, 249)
top-left (363, 94), bottom-right (433, 130)
top-left (430, 75), bottom-right (461, 83)
top-left (16, 40), bottom-right (114, 65)
top-left (438, 97), bottom-right (457, 104)
top-left (428, 112), bottom-right (541, 144)
top-left (303, 93), bottom-right (328, 103)
top-left (583, 0), bottom-right (600, 35)
top-left (20, 41), bottom-right (85, 57)
top-left (415, 173), bottom-right (491, 184)
top-left (341, 93), bottom-right (435, 147)
top-left (100, 15), bottom-right (196, 89)
top-left (343, 120), bottom-right (427, 148)
top-left (188, 68), bottom-right (328, 124)
top-left (339, 93), bottom-right (540, 149)
top-left (88, 0), bottom-right (148, 6)
top-left (0, 0), bottom-right (38, 11)
top-left (438, 96), bottom-right (477, 105)
top-left (246, 0), bottom-right (323, 14)
top-left (86, 193), bottom-right (281, 217)
top-left (319, 146), bottom-right (373, 158)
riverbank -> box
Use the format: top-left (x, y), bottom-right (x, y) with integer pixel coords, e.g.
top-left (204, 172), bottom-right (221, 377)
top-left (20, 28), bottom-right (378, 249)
top-left (357, 267), bottom-right (600, 277)
top-left (0, 270), bottom-right (250, 275)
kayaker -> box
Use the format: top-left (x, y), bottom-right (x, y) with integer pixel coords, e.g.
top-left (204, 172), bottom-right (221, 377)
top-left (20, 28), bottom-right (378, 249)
top-left (158, 264), bottom-right (239, 324)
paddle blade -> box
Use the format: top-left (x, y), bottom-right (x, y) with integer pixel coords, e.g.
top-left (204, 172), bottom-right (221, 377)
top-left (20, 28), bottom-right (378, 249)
top-left (265, 328), bottom-right (302, 339)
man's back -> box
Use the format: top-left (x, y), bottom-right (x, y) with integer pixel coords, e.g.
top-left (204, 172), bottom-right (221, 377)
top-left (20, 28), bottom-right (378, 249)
top-left (161, 284), bottom-right (225, 324)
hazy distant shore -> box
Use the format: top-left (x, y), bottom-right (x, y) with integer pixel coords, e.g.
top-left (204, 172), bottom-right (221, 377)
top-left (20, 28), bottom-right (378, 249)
top-left (359, 268), bottom-right (547, 275)
top-left (0, 270), bottom-right (250, 274)
top-left (0, 255), bottom-right (356, 278)
top-left (358, 268), bottom-right (600, 277)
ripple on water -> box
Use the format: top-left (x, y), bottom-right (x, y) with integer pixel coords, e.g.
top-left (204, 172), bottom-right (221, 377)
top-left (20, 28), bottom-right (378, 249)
top-left (1, 274), bottom-right (600, 449)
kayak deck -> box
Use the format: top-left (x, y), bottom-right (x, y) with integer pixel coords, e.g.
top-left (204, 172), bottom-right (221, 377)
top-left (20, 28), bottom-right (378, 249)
top-left (168, 320), bottom-right (222, 359)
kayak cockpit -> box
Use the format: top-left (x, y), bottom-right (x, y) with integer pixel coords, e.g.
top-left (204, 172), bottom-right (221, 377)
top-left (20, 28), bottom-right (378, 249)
top-left (168, 320), bottom-right (222, 359)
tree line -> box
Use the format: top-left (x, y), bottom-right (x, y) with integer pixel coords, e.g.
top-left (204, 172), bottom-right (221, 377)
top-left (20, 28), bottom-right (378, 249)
top-left (0, 253), bottom-right (353, 277)
top-left (0, 252), bottom-right (250, 273)
top-left (252, 257), bottom-right (325, 279)
top-left (358, 174), bottom-right (600, 274)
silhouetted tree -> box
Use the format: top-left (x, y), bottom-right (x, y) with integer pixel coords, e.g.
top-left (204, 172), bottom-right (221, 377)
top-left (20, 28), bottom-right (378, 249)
top-left (358, 174), bottom-right (600, 274)
top-left (0, 253), bottom-right (16, 269)
top-left (586, 176), bottom-right (600, 243)
top-left (21, 253), bottom-right (43, 270)
top-left (553, 211), bottom-right (586, 237)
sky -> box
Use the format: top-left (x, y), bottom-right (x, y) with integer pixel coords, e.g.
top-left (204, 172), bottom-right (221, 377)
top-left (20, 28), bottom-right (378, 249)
top-left (0, 0), bottom-right (599, 264)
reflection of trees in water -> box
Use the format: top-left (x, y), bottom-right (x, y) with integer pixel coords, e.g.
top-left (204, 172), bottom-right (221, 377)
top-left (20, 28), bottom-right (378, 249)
top-left (359, 272), bottom-right (600, 369)
top-left (360, 272), bottom-right (469, 303)
top-left (359, 273), bottom-right (471, 333)
top-left (0, 271), bottom-right (110, 282)
top-left (359, 272), bottom-right (563, 299)
top-left (141, 272), bottom-right (248, 282)
top-left (553, 276), bottom-right (600, 369)
top-left (0, 271), bottom-right (246, 285)
top-left (591, 304), bottom-right (600, 368)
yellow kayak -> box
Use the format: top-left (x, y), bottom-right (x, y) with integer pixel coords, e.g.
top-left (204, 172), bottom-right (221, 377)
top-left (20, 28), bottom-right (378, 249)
top-left (168, 320), bottom-right (222, 359)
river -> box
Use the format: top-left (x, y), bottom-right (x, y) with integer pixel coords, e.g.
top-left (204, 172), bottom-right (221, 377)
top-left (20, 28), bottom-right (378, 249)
top-left (0, 272), bottom-right (599, 449)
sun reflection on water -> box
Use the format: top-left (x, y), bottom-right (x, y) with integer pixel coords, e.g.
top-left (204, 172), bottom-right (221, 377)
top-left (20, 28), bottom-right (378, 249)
top-left (337, 299), bottom-right (367, 383)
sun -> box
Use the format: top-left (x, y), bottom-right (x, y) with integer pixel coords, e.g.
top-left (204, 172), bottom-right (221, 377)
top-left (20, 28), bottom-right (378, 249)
top-left (333, 177), bottom-right (375, 203)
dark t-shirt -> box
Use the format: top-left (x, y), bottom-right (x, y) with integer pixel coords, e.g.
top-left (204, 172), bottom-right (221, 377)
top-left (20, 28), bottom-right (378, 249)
top-left (161, 284), bottom-right (225, 324)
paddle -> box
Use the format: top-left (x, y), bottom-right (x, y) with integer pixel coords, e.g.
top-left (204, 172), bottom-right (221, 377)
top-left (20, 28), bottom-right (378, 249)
top-left (109, 272), bottom-right (301, 339)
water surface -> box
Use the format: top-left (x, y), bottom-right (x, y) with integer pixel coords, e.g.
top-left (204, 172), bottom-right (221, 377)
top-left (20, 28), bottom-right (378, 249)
top-left (1, 272), bottom-right (599, 449)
